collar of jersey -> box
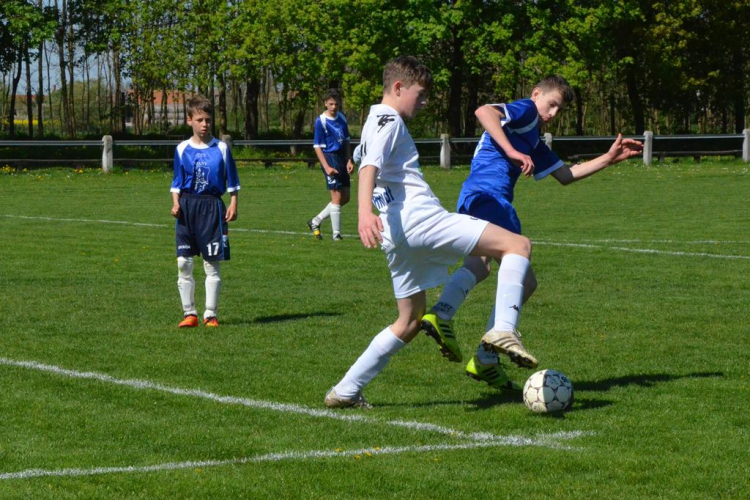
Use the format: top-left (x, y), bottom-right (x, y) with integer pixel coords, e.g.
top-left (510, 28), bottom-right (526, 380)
top-left (188, 137), bottom-right (217, 149)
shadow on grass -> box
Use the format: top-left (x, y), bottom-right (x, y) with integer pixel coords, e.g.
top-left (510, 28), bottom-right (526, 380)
top-left (219, 311), bottom-right (343, 325)
top-left (575, 371), bottom-right (724, 392)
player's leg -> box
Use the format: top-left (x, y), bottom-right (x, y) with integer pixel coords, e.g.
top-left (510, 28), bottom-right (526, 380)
top-left (471, 224), bottom-right (538, 368)
top-left (329, 188), bottom-right (343, 240)
top-left (325, 293), bottom-right (424, 408)
top-left (203, 260), bottom-right (221, 326)
top-left (177, 256), bottom-right (198, 327)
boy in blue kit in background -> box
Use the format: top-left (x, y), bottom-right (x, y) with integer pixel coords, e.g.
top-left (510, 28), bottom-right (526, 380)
top-left (307, 89), bottom-right (354, 241)
top-left (422, 75), bottom-right (643, 390)
top-left (171, 96), bottom-right (240, 328)
top-left (325, 56), bottom-right (535, 408)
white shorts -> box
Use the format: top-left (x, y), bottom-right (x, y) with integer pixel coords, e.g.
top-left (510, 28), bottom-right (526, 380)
top-left (385, 210), bottom-right (489, 299)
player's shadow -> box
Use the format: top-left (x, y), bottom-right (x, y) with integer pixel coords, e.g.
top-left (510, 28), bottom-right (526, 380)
top-left (223, 311), bottom-right (343, 326)
top-left (574, 371), bottom-right (724, 392)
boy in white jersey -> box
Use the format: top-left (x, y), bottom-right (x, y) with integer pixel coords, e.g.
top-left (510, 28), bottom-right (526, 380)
top-left (307, 89), bottom-right (354, 241)
top-left (422, 76), bottom-right (642, 391)
top-left (171, 96), bottom-right (240, 328)
top-left (324, 56), bottom-right (534, 408)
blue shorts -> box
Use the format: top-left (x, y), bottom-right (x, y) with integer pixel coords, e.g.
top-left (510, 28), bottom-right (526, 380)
top-left (457, 192), bottom-right (521, 234)
top-left (321, 151), bottom-right (351, 190)
top-left (175, 193), bottom-right (230, 261)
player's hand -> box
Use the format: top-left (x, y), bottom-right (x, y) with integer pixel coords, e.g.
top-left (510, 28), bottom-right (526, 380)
top-left (225, 205), bottom-right (237, 222)
top-left (507, 149), bottom-right (535, 176)
top-left (171, 204), bottom-right (180, 218)
top-left (346, 160), bottom-right (354, 174)
top-left (358, 211), bottom-right (383, 249)
top-left (325, 166), bottom-right (338, 177)
top-left (606, 133), bottom-right (643, 164)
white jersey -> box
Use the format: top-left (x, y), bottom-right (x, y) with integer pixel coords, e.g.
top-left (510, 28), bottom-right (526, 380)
top-left (358, 104), bottom-right (444, 250)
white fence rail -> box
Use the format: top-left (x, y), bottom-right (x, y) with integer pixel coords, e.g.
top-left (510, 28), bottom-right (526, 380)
top-left (1, 131), bottom-right (748, 171)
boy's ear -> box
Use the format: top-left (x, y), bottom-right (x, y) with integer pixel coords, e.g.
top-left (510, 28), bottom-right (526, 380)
top-left (530, 87), bottom-right (542, 101)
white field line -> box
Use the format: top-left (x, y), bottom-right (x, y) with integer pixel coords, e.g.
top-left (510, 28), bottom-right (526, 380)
top-left (0, 432), bottom-right (590, 481)
top-left (3, 213), bottom-right (749, 260)
top-left (0, 357), bottom-right (509, 442)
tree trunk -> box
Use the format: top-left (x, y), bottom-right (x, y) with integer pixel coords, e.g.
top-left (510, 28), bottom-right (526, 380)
top-left (244, 77), bottom-right (260, 139)
top-left (66, 3), bottom-right (76, 136)
top-left (25, 47), bottom-right (33, 138)
top-left (56, 2), bottom-right (71, 136)
top-left (625, 66), bottom-right (644, 135)
top-left (447, 28), bottom-right (463, 137)
top-left (463, 73), bottom-right (479, 137)
top-left (37, 7), bottom-right (45, 137)
top-left (9, 57), bottom-right (23, 137)
top-left (218, 72), bottom-right (227, 135)
top-left (575, 87), bottom-right (583, 135)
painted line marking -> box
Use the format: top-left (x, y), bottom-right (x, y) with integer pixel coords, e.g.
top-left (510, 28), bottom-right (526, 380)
top-left (0, 357), bottom-right (509, 442)
top-left (3, 214), bottom-right (749, 260)
top-left (0, 432), bottom-right (590, 481)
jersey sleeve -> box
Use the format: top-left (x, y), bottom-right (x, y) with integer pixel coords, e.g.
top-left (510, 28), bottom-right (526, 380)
top-left (359, 115), bottom-right (400, 172)
top-left (171, 148), bottom-right (183, 193)
top-left (341, 113), bottom-right (351, 142)
top-left (313, 117), bottom-right (326, 149)
top-left (223, 145), bottom-right (241, 192)
top-left (502, 99), bottom-right (538, 133)
top-left (531, 141), bottom-right (564, 180)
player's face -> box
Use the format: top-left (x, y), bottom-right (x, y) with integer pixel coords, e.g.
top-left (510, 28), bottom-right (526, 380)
top-left (398, 83), bottom-right (428, 120)
top-left (188, 111), bottom-right (212, 141)
top-left (532, 89), bottom-right (565, 124)
top-left (324, 98), bottom-right (339, 117)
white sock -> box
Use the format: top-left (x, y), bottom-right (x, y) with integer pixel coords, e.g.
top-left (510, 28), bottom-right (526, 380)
top-left (203, 260), bottom-right (222, 319)
top-left (432, 267), bottom-right (477, 321)
top-left (177, 257), bottom-right (197, 316)
top-left (476, 343), bottom-right (500, 365)
top-left (493, 254), bottom-right (529, 332)
top-left (335, 327), bottom-right (406, 398)
top-left (330, 203), bottom-right (341, 236)
top-left (314, 203), bottom-right (332, 224)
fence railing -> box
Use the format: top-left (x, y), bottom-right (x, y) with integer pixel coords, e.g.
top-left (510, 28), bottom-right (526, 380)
top-left (1, 130), bottom-right (748, 171)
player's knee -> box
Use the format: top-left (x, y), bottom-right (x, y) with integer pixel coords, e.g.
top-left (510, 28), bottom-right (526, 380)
top-left (506, 234), bottom-right (531, 259)
top-left (464, 258), bottom-right (491, 282)
top-left (203, 260), bottom-right (222, 281)
top-left (177, 257), bottom-right (194, 277)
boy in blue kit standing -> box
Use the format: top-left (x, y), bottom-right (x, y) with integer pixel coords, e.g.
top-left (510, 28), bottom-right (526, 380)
top-left (171, 96), bottom-right (240, 328)
top-left (422, 75), bottom-right (643, 390)
top-left (324, 56), bottom-right (534, 408)
top-left (307, 89), bottom-right (354, 241)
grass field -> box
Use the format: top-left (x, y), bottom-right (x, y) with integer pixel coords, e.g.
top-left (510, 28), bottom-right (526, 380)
top-left (1, 160), bottom-right (749, 498)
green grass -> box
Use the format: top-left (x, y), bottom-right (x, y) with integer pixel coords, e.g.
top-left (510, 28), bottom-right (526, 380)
top-left (0, 160), bottom-right (749, 498)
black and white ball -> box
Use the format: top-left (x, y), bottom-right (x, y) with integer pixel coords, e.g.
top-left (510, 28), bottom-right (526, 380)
top-left (523, 369), bottom-right (574, 413)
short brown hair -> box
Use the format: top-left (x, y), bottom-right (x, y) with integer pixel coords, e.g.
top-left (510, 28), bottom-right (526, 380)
top-left (187, 95), bottom-right (213, 117)
top-left (383, 56), bottom-right (433, 93)
top-left (323, 89), bottom-right (341, 103)
top-left (535, 75), bottom-right (575, 105)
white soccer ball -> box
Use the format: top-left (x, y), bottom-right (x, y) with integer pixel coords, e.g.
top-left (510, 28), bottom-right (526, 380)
top-left (523, 369), bottom-right (574, 413)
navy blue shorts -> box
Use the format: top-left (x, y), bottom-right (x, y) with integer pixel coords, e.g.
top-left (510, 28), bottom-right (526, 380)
top-left (458, 192), bottom-right (522, 234)
top-left (321, 151), bottom-right (351, 190)
top-left (175, 193), bottom-right (230, 261)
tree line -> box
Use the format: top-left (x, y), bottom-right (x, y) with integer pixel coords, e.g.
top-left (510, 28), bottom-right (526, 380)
top-left (1, 0), bottom-right (748, 139)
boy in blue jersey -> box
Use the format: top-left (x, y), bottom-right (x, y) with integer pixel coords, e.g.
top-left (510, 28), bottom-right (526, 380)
top-left (422, 75), bottom-right (643, 390)
top-left (170, 96), bottom-right (240, 328)
top-left (307, 89), bottom-right (354, 241)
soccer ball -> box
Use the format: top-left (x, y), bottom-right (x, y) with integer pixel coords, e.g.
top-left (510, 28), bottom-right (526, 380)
top-left (523, 369), bottom-right (574, 413)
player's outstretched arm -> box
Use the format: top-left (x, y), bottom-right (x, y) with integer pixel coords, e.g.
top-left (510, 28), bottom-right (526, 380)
top-left (551, 133), bottom-right (643, 186)
top-left (171, 192), bottom-right (181, 218)
top-left (476, 105), bottom-right (534, 176)
top-left (357, 165), bottom-right (384, 249)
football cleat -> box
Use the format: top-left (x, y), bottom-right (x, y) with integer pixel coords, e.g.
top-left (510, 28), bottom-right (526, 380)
top-left (421, 313), bottom-right (462, 362)
top-left (465, 355), bottom-right (522, 391)
top-left (480, 328), bottom-right (538, 369)
top-left (324, 387), bottom-right (372, 409)
top-left (307, 219), bottom-right (322, 240)
top-left (203, 316), bottom-right (219, 327)
top-left (178, 314), bottom-right (199, 328)
top-left (332, 233), bottom-right (343, 241)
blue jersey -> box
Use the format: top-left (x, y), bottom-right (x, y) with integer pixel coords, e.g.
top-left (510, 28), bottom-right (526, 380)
top-left (313, 112), bottom-right (350, 153)
top-left (171, 138), bottom-right (240, 198)
top-left (459, 99), bottom-right (563, 205)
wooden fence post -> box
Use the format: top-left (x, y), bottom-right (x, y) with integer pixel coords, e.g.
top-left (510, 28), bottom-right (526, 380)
top-left (440, 133), bottom-right (451, 169)
top-left (743, 129), bottom-right (749, 163)
top-left (102, 135), bottom-right (113, 173)
top-left (643, 131), bottom-right (653, 165)
top-left (544, 132), bottom-right (553, 150)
